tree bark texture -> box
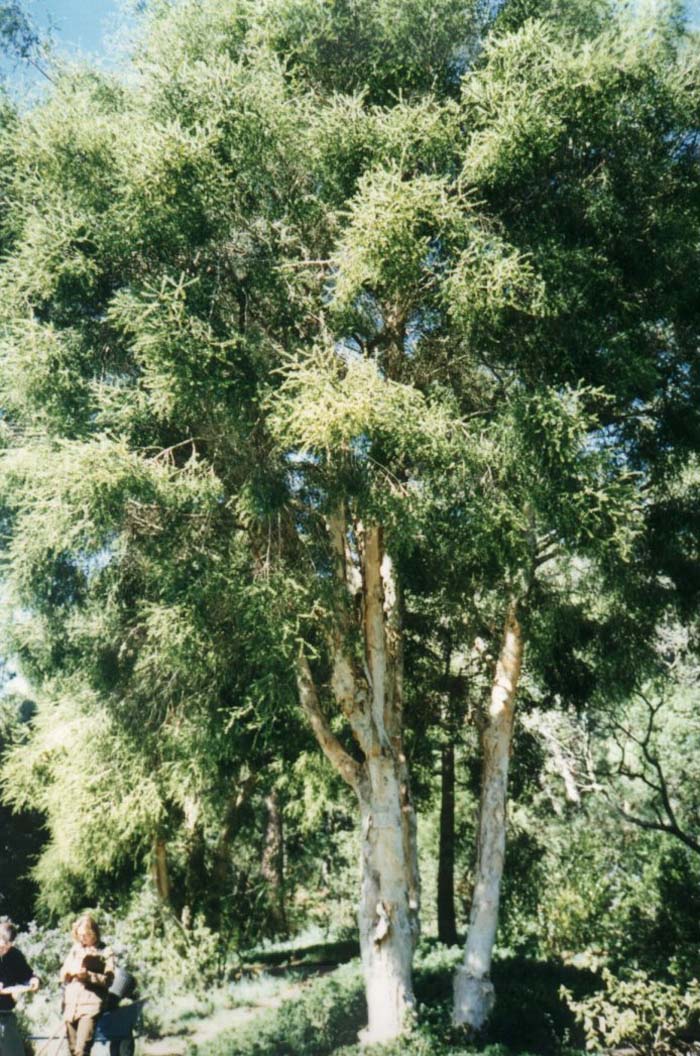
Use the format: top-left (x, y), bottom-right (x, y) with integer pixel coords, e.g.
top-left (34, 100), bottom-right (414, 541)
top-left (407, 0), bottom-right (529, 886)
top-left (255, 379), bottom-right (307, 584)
top-left (261, 789), bottom-right (288, 937)
top-left (296, 515), bottom-right (419, 1044)
top-left (182, 797), bottom-right (206, 925)
top-left (151, 838), bottom-right (171, 905)
top-left (454, 600), bottom-right (523, 1030)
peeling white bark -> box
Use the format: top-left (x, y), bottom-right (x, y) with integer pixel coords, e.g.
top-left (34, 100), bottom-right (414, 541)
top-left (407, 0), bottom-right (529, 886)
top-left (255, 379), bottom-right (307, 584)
top-left (363, 524), bottom-right (390, 747)
top-left (359, 525), bottom-right (419, 1043)
top-left (454, 600), bottom-right (523, 1030)
top-left (298, 513), bottom-right (419, 1043)
top-left (358, 759), bottom-right (418, 1043)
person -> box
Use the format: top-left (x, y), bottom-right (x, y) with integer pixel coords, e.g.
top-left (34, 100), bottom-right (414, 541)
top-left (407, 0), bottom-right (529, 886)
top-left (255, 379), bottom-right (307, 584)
top-left (0, 919), bottom-right (40, 1056)
top-left (60, 915), bottom-right (115, 1056)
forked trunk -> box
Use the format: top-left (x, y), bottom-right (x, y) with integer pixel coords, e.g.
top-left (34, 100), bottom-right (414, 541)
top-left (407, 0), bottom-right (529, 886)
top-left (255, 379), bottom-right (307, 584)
top-left (295, 516), bottom-right (419, 1044)
top-left (454, 601), bottom-right (523, 1030)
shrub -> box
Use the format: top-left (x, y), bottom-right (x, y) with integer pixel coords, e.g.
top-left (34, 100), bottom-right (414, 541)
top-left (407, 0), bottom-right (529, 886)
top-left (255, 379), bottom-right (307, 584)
top-left (195, 961), bottom-right (365, 1056)
top-left (410, 944), bottom-right (595, 1056)
top-left (334, 1035), bottom-right (475, 1056)
top-left (562, 968), bottom-right (700, 1053)
top-left (487, 957), bottom-right (596, 1054)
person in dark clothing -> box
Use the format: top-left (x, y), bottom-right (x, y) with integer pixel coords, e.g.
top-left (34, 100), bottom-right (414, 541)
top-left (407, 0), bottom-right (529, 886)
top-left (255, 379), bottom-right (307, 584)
top-left (0, 920), bottom-right (40, 1056)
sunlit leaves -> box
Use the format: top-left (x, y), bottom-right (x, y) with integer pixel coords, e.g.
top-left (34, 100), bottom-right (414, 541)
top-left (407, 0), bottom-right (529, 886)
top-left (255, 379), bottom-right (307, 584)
top-left (445, 226), bottom-right (548, 338)
top-left (109, 275), bottom-right (242, 421)
top-left (271, 342), bottom-right (455, 463)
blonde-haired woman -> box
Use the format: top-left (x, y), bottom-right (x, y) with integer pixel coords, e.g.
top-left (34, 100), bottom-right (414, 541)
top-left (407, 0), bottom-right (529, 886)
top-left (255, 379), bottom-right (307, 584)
top-left (60, 915), bottom-right (115, 1056)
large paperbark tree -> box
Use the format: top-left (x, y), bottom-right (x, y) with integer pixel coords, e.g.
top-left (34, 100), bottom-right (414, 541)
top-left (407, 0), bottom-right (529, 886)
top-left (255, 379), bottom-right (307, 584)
top-left (295, 518), bottom-right (420, 1040)
top-left (0, 0), bottom-right (699, 1042)
top-left (448, 8), bottom-right (700, 1028)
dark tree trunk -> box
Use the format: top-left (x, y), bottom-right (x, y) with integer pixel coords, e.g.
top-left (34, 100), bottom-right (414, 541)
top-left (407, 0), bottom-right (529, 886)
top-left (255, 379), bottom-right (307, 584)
top-left (183, 830), bottom-right (206, 925)
top-left (261, 789), bottom-right (288, 936)
top-left (152, 838), bottom-right (171, 905)
top-left (437, 739), bottom-right (458, 946)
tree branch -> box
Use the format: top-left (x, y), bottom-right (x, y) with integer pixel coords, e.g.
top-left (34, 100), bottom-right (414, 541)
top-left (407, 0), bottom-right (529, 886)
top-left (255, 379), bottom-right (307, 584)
top-left (362, 523), bottom-right (391, 750)
top-left (295, 649), bottom-right (360, 792)
top-left (612, 801), bottom-right (700, 856)
top-left (325, 507), bottom-right (373, 753)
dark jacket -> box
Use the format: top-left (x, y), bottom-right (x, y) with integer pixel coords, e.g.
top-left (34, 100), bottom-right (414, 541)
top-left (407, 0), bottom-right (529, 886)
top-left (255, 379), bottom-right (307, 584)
top-left (0, 946), bottom-right (34, 1012)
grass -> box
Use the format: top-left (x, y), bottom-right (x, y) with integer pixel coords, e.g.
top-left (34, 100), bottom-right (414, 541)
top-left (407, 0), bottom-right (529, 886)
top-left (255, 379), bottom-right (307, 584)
top-left (190, 943), bottom-right (598, 1056)
top-left (19, 931), bottom-right (598, 1056)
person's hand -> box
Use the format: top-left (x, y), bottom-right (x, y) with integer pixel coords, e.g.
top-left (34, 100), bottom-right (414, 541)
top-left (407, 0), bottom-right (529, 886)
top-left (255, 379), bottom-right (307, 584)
top-left (28, 977), bottom-right (40, 992)
top-left (75, 970), bottom-right (89, 983)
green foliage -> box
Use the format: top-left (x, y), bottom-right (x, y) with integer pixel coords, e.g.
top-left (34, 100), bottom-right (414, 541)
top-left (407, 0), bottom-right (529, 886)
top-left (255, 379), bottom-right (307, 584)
top-left (0, 0), bottom-right (52, 82)
top-left (332, 169), bottom-right (460, 317)
top-left (195, 942), bottom-right (595, 1056)
top-left (271, 343), bottom-right (457, 470)
top-left (2, 687), bottom-right (168, 910)
top-left (197, 961), bottom-right (365, 1056)
top-left (445, 224), bottom-right (548, 336)
top-left (405, 944), bottom-right (595, 1055)
top-left (510, 666), bottom-right (700, 989)
top-left (563, 968), bottom-right (700, 1053)
top-left (257, 0), bottom-right (487, 104)
top-left (108, 275), bottom-right (243, 422)
top-left (0, 693), bottom-right (43, 924)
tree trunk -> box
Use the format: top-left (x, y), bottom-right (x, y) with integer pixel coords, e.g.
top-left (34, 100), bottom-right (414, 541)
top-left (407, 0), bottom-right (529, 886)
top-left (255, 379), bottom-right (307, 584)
top-left (261, 789), bottom-right (288, 937)
top-left (356, 750), bottom-right (419, 1044)
top-left (454, 600), bottom-right (523, 1030)
top-left (295, 516), bottom-right (419, 1044)
top-left (438, 739), bottom-right (458, 946)
top-left (151, 837), bottom-right (171, 905)
top-left (212, 772), bottom-right (257, 890)
top-left (183, 797), bottom-right (206, 926)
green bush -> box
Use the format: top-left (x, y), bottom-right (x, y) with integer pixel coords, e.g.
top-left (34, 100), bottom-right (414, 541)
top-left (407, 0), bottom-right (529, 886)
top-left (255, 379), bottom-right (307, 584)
top-left (335, 1035), bottom-right (476, 1056)
top-left (562, 968), bottom-right (700, 1054)
top-left (411, 944), bottom-right (596, 1056)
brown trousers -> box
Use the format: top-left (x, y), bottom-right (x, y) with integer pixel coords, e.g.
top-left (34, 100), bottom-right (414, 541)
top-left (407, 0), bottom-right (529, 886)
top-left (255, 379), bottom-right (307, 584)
top-left (65, 1016), bottom-right (99, 1056)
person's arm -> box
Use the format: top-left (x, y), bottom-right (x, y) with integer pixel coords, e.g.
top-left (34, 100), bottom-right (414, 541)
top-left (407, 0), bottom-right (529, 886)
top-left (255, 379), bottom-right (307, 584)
top-left (60, 948), bottom-right (77, 984)
top-left (15, 949), bottom-right (39, 990)
top-left (0, 949), bottom-right (40, 994)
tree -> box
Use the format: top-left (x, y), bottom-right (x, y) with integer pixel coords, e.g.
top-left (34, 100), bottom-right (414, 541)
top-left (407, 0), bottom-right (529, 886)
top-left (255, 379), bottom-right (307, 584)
top-left (0, 1), bottom-right (54, 84)
top-left (0, 691), bottom-right (44, 924)
top-left (441, 6), bottom-right (700, 1027)
top-left (0, 0), bottom-right (698, 1042)
top-left (0, 1), bottom-right (486, 1037)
